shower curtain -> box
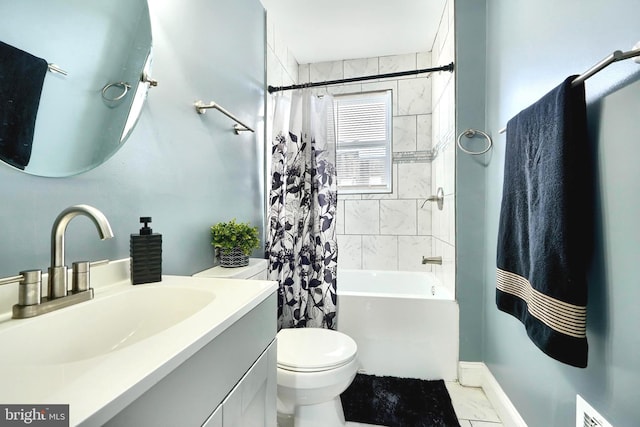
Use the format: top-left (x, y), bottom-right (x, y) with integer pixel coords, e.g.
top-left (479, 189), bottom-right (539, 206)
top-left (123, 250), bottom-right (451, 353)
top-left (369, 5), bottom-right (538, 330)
top-left (266, 90), bottom-right (338, 330)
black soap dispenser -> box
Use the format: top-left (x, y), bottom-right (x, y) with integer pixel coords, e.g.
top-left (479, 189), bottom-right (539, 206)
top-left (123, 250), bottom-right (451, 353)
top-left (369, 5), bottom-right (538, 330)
top-left (130, 216), bottom-right (162, 285)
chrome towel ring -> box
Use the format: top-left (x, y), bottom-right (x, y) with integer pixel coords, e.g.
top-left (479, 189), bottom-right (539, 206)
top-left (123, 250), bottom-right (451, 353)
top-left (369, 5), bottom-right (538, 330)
top-left (456, 129), bottom-right (493, 155)
top-left (102, 81), bottom-right (131, 102)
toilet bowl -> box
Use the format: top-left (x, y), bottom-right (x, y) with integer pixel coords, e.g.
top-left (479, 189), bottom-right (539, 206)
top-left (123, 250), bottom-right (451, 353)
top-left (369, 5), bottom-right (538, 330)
top-left (277, 328), bottom-right (358, 427)
top-left (193, 259), bottom-right (358, 427)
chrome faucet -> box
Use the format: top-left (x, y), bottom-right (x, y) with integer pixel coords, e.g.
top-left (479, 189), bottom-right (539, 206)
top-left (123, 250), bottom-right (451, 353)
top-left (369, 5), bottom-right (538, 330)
top-left (48, 205), bottom-right (114, 299)
top-left (0, 205), bottom-right (114, 319)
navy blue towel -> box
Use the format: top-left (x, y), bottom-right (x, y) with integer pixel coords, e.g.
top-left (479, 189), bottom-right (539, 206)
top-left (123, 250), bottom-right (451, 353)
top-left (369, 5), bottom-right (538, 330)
top-left (496, 75), bottom-right (593, 368)
top-left (0, 41), bottom-right (48, 170)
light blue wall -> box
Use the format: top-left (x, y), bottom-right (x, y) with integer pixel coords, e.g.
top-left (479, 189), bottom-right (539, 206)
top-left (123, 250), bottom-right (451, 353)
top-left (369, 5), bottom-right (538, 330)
top-left (457, 0), bottom-right (640, 425)
top-left (0, 0), bottom-right (265, 277)
top-left (454, 0), bottom-right (487, 362)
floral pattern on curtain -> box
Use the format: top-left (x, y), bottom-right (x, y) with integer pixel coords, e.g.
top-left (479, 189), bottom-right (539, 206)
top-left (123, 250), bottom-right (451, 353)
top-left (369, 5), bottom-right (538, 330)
top-left (266, 90), bottom-right (338, 330)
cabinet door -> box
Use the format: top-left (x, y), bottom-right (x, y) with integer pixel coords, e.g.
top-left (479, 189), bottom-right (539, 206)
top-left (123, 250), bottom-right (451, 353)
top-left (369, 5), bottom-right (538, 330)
top-left (202, 404), bottom-right (222, 427)
top-left (223, 340), bottom-right (276, 427)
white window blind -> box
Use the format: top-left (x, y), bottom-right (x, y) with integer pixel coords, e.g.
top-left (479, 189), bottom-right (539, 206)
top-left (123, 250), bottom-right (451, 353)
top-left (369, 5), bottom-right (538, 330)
top-left (334, 90), bottom-right (392, 194)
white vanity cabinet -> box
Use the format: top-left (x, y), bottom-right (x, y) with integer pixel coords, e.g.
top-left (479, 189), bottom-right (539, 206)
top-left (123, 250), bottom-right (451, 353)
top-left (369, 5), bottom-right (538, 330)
top-left (100, 293), bottom-right (277, 427)
top-left (203, 405), bottom-right (222, 427)
top-left (204, 340), bottom-right (277, 427)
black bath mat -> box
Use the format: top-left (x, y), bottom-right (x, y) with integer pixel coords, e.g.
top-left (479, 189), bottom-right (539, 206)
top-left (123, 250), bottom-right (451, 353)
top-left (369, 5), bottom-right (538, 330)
top-left (340, 374), bottom-right (460, 427)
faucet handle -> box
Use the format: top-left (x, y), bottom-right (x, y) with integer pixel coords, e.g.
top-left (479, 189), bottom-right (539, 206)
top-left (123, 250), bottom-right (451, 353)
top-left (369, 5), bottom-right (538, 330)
top-left (18, 270), bottom-right (42, 306)
top-left (72, 260), bottom-right (109, 293)
top-left (421, 187), bottom-right (445, 210)
top-left (0, 270), bottom-right (42, 306)
top-left (72, 262), bottom-right (91, 293)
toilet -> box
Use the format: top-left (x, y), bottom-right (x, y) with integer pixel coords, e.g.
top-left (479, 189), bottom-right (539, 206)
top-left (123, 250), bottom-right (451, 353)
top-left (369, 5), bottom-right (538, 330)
top-left (194, 258), bottom-right (359, 427)
top-left (277, 327), bottom-right (358, 427)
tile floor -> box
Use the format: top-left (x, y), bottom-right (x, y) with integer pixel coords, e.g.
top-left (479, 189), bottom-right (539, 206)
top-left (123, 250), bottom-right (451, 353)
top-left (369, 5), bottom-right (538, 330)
top-left (345, 382), bottom-right (504, 427)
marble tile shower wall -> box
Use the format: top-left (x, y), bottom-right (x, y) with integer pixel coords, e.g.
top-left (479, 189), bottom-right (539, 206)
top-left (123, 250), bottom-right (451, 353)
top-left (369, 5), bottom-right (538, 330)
top-left (430, 0), bottom-right (456, 294)
top-left (296, 52), bottom-right (435, 273)
top-left (265, 14), bottom-right (299, 191)
top-left (265, 1), bottom-right (455, 295)
top-left (266, 15), bottom-right (299, 93)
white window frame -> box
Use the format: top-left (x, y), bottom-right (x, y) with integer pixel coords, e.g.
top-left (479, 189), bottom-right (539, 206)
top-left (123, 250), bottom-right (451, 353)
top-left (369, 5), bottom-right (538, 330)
top-left (333, 90), bottom-right (393, 194)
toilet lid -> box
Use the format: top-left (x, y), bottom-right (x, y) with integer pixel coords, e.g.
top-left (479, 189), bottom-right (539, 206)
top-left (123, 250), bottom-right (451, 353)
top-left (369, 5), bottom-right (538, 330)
top-left (277, 328), bottom-right (357, 372)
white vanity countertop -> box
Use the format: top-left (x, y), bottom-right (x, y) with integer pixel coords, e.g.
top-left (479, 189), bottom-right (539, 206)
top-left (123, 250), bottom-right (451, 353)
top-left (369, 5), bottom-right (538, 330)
top-left (0, 259), bottom-right (277, 426)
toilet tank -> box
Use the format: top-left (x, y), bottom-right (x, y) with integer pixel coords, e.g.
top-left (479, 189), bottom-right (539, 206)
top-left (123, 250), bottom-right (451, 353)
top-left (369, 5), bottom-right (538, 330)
top-left (193, 258), bottom-right (268, 280)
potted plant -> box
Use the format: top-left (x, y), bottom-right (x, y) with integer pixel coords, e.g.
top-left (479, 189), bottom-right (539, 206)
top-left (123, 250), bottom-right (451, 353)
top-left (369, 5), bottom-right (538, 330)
top-left (210, 219), bottom-right (260, 267)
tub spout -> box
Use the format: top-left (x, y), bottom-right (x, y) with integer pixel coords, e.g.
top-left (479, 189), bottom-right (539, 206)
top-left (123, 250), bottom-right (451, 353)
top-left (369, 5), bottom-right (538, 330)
top-left (422, 256), bottom-right (442, 265)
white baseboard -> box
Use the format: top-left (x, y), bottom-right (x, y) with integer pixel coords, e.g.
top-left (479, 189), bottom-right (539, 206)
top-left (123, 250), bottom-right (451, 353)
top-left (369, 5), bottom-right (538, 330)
top-left (458, 362), bottom-right (528, 427)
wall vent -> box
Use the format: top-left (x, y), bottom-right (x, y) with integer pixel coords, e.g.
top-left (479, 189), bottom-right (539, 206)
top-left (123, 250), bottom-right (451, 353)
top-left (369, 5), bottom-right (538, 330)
top-left (576, 395), bottom-right (613, 427)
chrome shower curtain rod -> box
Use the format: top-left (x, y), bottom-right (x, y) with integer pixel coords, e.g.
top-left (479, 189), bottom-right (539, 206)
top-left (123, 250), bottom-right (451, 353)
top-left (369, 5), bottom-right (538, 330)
top-left (267, 62), bottom-right (455, 93)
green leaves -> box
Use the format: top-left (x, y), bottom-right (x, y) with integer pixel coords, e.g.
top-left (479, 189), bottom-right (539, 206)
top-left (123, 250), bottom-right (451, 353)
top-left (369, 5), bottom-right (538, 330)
top-left (210, 219), bottom-right (260, 255)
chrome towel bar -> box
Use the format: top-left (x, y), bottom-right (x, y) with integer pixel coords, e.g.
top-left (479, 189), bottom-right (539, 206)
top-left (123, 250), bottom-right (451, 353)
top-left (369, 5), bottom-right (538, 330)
top-left (47, 63), bottom-right (67, 76)
top-left (194, 100), bottom-right (254, 134)
top-left (498, 43), bottom-right (640, 134)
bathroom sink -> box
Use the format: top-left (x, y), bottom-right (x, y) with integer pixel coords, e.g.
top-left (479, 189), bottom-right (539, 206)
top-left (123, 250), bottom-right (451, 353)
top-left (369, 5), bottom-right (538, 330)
top-left (0, 258), bottom-right (278, 426)
top-left (0, 286), bottom-right (215, 365)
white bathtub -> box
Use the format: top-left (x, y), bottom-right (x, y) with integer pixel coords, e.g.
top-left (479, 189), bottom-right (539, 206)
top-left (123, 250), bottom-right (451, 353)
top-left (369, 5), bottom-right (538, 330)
top-left (337, 269), bottom-right (459, 381)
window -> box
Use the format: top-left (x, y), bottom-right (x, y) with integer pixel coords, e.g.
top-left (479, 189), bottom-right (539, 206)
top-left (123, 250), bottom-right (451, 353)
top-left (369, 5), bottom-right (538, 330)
top-left (334, 90), bottom-right (392, 194)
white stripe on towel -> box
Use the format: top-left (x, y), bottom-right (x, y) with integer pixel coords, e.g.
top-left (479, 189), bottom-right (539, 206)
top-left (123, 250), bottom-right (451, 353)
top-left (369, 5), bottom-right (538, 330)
top-left (496, 268), bottom-right (587, 338)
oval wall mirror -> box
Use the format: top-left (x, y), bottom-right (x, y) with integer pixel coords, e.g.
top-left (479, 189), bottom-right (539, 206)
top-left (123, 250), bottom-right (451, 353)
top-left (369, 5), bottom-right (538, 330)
top-left (0, 0), bottom-right (153, 177)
